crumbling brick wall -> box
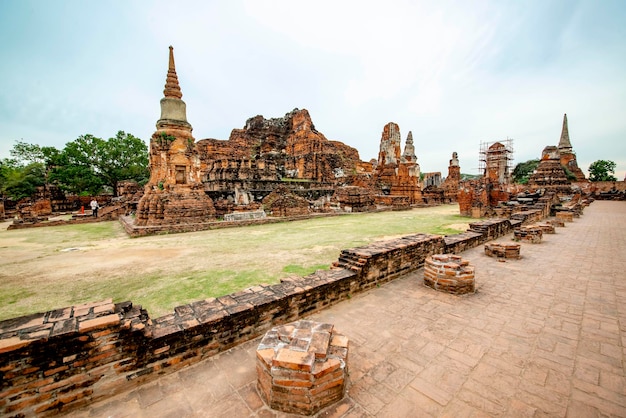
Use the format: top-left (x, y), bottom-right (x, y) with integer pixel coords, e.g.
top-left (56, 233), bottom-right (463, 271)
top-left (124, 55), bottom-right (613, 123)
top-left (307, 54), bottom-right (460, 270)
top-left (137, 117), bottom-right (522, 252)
top-left (0, 218), bottom-right (532, 416)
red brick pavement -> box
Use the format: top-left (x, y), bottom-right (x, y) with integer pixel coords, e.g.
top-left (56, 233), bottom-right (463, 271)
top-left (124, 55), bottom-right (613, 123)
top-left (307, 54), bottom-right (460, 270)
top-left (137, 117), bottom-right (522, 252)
top-left (67, 201), bottom-right (626, 417)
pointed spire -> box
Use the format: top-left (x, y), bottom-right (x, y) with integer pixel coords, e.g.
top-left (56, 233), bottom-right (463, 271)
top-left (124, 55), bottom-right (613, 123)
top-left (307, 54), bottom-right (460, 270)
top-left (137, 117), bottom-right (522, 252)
top-left (558, 113), bottom-right (572, 152)
top-left (401, 131), bottom-right (418, 165)
top-left (157, 45), bottom-right (190, 129)
top-left (163, 46), bottom-right (183, 99)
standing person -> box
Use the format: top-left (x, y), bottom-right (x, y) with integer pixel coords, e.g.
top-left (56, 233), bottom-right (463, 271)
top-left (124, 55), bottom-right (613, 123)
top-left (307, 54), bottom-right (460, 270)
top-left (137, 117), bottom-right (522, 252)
top-left (90, 198), bottom-right (99, 218)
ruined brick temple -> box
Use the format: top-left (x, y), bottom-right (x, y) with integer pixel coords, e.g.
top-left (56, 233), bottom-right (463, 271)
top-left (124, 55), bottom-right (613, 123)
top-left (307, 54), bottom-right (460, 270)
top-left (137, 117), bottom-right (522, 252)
top-left (134, 46), bottom-right (216, 226)
top-left (458, 113), bottom-right (592, 218)
top-left (557, 113), bottom-right (586, 181)
top-left (128, 47), bottom-right (458, 232)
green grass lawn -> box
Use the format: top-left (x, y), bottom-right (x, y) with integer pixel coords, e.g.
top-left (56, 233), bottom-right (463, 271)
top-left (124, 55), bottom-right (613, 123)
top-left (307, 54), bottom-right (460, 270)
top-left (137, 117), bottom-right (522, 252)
top-left (0, 204), bottom-right (470, 320)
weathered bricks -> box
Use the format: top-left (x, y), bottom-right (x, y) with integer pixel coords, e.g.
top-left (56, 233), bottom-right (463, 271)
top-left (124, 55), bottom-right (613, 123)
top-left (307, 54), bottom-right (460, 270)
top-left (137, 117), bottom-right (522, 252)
top-left (0, 216), bottom-right (544, 416)
top-left (556, 211), bottom-right (574, 222)
top-left (513, 226), bottom-right (543, 243)
top-left (535, 222), bottom-right (556, 234)
top-left (256, 320), bottom-right (348, 415)
top-left (424, 254), bottom-right (475, 295)
top-left (484, 242), bottom-right (521, 259)
top-left (548, 218), bottom-right (565, 228)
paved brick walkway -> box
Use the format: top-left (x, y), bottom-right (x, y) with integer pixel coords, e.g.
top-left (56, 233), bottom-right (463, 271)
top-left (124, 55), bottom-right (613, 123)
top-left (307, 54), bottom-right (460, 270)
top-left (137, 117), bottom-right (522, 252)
top-left (67, 201), bottom-right (626, 417)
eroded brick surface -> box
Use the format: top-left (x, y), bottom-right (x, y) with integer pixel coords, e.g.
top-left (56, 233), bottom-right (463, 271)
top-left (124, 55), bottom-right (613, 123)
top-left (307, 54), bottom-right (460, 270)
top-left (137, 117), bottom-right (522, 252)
top-left (256, 320), bottom-right (348, 415)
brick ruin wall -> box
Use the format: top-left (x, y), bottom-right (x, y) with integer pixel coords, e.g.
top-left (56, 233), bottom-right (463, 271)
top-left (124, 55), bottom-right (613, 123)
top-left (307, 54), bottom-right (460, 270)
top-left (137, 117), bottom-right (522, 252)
top-left (0, 219), bottom-right (518, 416)
top-left (575, 180), bottom-right (626, 200)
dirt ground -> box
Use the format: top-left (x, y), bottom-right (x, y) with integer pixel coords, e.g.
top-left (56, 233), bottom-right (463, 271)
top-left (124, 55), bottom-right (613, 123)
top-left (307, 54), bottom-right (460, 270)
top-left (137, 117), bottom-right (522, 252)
top-left (0, 206), bottom-right (468, 320)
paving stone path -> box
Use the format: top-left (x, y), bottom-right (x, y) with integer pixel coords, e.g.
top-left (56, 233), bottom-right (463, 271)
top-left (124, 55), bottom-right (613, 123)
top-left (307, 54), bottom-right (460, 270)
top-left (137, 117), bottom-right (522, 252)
top-left (67, 200), bottom-right (626, 417)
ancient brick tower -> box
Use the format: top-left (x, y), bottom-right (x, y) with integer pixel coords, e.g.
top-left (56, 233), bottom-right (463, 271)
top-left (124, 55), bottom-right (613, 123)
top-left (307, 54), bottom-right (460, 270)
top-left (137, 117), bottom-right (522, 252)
top-left (401, 131), bottom-right (421, 179)
top-left (484, 142), bottom-right (511, 184)
top-left (135, 46), bottom-right (216, 226)
top-left (557, 114), bottom-right (586, 181)
top-left (374, 123), bottom-right (422, 204)
top-left (441, 152), bottom-right (461, 202)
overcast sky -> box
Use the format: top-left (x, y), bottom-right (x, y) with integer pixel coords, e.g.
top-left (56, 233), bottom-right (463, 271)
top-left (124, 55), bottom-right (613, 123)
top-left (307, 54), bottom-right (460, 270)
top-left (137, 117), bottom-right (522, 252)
top-left (1, 0), bottom-right (625, 179)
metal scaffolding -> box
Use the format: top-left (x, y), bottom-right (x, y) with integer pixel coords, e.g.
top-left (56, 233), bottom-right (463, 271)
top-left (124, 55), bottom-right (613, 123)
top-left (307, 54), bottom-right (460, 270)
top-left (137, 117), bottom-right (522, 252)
top-left (478, 138), bottom-right (514, 184)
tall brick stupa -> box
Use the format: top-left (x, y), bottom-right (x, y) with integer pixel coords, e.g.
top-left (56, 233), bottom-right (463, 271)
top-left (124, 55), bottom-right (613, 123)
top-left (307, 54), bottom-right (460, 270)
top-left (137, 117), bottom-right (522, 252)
top-left (373, 123), bottom-right (422, 204)
top-left (557, 113), bottom-right (586, 181)
top-left (135, 46), bottom-right (215, 226)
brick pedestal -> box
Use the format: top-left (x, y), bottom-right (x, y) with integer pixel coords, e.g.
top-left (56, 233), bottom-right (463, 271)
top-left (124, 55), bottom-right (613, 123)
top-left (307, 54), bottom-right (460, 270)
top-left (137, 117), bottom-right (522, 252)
top-left (256, 320), bottom-right (348, 415)
top-left (535, 222), bottom-right (556, 234)
top-left (484, 242), bottom-right (521, 259)
top-left (548, 219), bottom-right (565, 228)
top-left (513, 226), bottom-right (543, 243)
top-left (556, 211), bottom-right (574, 222)
top-left (424, 254), bottom-right (475, 295)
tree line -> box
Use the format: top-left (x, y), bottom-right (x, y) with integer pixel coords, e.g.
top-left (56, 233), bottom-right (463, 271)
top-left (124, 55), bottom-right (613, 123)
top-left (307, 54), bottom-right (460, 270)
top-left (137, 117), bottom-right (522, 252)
top-left (0, 132), bottom-right (148, 200)
top-left (0, 132), bottom-right (619, 202)
top-left (512, 159), bottom-right (617, 184)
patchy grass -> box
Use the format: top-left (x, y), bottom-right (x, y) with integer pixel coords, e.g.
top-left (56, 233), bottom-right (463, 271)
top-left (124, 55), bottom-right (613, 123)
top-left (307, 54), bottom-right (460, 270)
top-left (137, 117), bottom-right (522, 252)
top-left (282, 264), bottom-right (330, 276)
top-left (0, 204), bottom-right (471, 320)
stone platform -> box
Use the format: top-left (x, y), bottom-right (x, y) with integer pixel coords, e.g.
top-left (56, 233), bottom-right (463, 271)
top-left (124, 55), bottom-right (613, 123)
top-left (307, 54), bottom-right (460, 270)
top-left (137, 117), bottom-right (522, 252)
top-left (66, 201), bottom-right (626, 417)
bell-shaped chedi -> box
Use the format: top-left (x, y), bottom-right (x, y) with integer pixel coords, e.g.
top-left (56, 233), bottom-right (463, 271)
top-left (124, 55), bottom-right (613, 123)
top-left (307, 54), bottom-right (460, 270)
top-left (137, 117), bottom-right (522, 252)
top-left (557, 114), bottom-right (586, 181)
top-left (373, 123), bottom-right (422, 204)
top-left (527, 146), bottom-right (572, 194)
top-left (401, 131), bottom-right (421, 179)
top-left (135, 46), bottom-right (215, 226)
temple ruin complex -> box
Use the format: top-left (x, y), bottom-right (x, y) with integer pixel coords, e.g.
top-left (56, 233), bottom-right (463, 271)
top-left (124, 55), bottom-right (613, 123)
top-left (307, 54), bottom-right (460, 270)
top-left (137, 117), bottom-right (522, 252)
top-left (4, 46), bottom-right (625, 231)
top-left (125, 47), bottom-right (460, 233)
top-left (135, 46), bottom-right (216, 226)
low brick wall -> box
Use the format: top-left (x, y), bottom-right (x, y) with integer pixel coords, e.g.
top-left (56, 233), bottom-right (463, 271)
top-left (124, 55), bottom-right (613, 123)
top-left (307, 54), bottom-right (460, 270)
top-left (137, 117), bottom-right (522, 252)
top-left (333, 234), bottom-right (445, 287)
top-left (510, 209), bottom-right (544, 225)
top-left (0, 217), bottom-right (545, 416)
top-left (444, 231), bottom-right (483, 254)
top-left (467, 218), bottom-right (517, 243)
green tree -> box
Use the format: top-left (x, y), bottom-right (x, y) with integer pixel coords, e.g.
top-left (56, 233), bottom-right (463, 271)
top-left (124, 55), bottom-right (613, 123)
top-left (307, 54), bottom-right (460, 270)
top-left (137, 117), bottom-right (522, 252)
top-left (588, 160), bottom-right (617, 182)
top-left (9, 140), bottom-right (63, 188)
top-left (52, 131), bottom-right (148, 196)
top-left (96, 131), bottom-right (149, 194)
top-left (512, 159), bottom-right (540, 184)
top-left (53, 134), bottom-right (105, 195)
top-left (0, 159), bottom-right (46, 200)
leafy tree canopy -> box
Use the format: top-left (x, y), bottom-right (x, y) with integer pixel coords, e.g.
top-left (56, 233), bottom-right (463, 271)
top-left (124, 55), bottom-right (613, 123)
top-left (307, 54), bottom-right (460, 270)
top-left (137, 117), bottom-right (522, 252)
top-left (588, 160), bottom-right (617, 182)
top-left (1, 132), bottom-right (148, 199)
top-left (512, 159), bottom-right (540, 184)
top-left (0, 161), bottom-right (46, 200)
top-left (53, 131), bottom-right (149, 196)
